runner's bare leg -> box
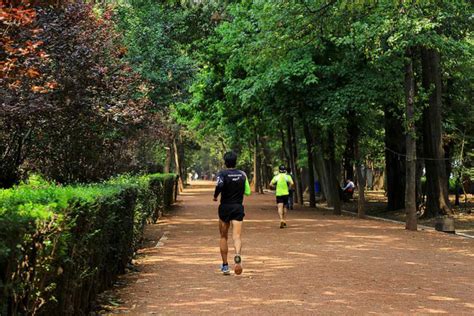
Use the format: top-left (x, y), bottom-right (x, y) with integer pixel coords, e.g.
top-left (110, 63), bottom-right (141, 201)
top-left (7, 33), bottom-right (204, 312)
top-left (231, 220), bottom-right (242, 255)
top-left (219, 220), bottom-right (230, 264)
top-left (277, 203), bottom-right (284, 222)
top-left (232, 220), bottom-right (243, 274)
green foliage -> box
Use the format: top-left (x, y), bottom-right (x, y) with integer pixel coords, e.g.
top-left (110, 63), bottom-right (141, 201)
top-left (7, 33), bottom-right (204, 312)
top-left (1, 2), bottom-right (169, 187)
top-left (172, 0), bottom-right (472, 187)
top-left (0, 173), bottom-right (177, 315)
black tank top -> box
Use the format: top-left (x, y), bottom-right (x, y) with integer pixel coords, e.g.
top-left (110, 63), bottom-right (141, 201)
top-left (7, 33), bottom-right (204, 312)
top-left (214, 169), bottom-right (247, 204)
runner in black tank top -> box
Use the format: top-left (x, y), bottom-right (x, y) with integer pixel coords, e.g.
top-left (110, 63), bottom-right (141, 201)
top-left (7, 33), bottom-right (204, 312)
top-left (213, 152), bottom-right (251, 275)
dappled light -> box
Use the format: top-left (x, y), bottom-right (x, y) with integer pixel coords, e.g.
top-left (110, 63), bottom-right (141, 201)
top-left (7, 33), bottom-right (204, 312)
top-left (107, 183), bottom-right (474, 314)
top-left (1, 1), bottom-right (472, 315)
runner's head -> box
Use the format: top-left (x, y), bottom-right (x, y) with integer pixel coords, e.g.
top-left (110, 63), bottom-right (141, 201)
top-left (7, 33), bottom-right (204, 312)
top-left (224, 151), bottom-right (237, 168)
top-left (279, 165), bottom-right (287, 173)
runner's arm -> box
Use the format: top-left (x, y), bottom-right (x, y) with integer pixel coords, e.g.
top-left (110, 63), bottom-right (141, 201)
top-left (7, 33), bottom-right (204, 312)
top-left (214, 173), bottom-right (224, 200)
top-left (288, 176), bottom-right (295, 189)
top-left (270, 175), bottom-right (278, 187)
top-left (244, 178), bottom-right (251, 196)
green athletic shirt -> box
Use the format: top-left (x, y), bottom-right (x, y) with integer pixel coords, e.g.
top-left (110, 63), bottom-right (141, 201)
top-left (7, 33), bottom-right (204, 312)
top-left (271, 173), bottom-right (294, 196)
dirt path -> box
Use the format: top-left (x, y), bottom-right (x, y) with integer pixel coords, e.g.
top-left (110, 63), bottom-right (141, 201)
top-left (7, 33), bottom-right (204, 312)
top-left (111, 181), bottom-right (474, 315)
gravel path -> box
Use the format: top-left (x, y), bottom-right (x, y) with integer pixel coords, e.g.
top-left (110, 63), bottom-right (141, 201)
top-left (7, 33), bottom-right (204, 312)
top-left (112, 181), bottom-right (474, 315)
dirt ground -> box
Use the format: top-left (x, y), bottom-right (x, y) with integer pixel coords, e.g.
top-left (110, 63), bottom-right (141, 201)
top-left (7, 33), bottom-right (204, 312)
top-left (341, 191), bottom-right (474, 235)
top-left (101, 181), bottom-right (474, 315)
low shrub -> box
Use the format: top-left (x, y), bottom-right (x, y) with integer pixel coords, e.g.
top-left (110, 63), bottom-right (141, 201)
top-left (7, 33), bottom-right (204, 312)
top-left (0, 173), bottom-right (177, 315)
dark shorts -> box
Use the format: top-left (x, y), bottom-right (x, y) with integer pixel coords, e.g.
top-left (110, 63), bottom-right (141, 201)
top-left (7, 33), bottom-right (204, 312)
top-left (276, 195), bottom-right (289, 205)
top-left (219, 204), bottom-right (245, 223)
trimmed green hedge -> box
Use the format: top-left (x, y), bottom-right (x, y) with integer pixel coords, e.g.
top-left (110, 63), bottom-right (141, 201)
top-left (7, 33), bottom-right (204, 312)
top-left (0, 173), bottom-right (177, 315)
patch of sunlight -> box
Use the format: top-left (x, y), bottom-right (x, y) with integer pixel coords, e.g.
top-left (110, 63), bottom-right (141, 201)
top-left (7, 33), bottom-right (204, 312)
top-left (427, 296), bottom-right (459, 302)
top-left (343, 246), bottom-right (373, 251)
top-left (287, 251), bottom-right (319, 258)
top-left (404, 261), bottom-right (427, 266)
top-left (342, 234), bottom-right (400, 241)
top-left (169, 298), bottom-right (230, 307)
top-left (416, 307), bottom-right (448, 314)
top-left (328, 299), bottom-right (349, 304)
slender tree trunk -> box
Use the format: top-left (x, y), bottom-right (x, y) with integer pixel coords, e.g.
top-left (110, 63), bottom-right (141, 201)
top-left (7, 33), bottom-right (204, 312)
top-left (416, 136), bottom-right (425, 208)
top-left (327, 131), bottom-right (341, 215)
top-left (343, 124), bottom-right (355, 181)
top-left (252, 132), bottom-right (263, 193)
top-left (173, 138), bottom-right (184, 192)
top-left (261, 136), bottom-right (272, 189)
top-left (354, 129), bottom-right (365, 218)
top-left (313, 145), bottom-right (329, 203)
top-left (164, 146), bottom-right (171, 173)
top-left (312, 131), bottom-right (340, 209)
top-left (289, 118), bottom-right (303, 204)
top-left (280, 128), bottom-right (290, 165)
top-left (420, 47), bottom-right (452, 217)
top-left (384, 103), bottom-right (406, 211)
top-left (405, 48), bottom-right (417, 230)
top-left (455, 133), bottom-right (466, 206)
top-left (179, 151), bottom-right (187, 185)
top-left (287, 119), bottom-right (300, 203)
top-left (303, 121), bottom-right (316, 207)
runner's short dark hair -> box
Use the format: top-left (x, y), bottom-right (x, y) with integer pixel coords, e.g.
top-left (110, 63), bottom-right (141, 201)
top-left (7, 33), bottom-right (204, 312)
top-left (279, 165), bottom-right (286, 172)
top-left (224, 151), bottom-right (237, 168)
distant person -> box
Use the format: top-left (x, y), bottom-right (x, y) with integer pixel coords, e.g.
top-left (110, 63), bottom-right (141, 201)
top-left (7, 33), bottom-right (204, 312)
top-left (342, 179), bottom-right (355, 202)
top-left (213, 151), bottom-right (251, 275)
top-left (270, 165), bottom-right (294, 228)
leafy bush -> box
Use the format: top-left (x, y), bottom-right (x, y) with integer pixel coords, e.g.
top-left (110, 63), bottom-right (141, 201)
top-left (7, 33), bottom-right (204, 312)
top-left (0, 173), bottom-right (177, 315)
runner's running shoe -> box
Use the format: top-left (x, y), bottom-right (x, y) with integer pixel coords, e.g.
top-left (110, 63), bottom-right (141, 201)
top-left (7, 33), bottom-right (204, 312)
top-left (234, 254), bottom-right (243, 275)
top-left (221, 264), bottom-right (230, 275)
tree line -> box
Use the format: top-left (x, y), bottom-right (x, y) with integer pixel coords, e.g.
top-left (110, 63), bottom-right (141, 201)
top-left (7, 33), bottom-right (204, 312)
top-left (2, 1), bottom-right (473, 230)
top-left (173, 0), bottom-right (473, 230)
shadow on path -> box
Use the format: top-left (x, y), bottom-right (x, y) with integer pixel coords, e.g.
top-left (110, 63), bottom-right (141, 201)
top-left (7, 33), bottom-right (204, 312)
top-left (110, 181), bottom-right (474, 315)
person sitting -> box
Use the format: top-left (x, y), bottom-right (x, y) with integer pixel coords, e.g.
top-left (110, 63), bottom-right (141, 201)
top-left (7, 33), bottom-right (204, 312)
top-left (342, 179), bottom-right (355, 202)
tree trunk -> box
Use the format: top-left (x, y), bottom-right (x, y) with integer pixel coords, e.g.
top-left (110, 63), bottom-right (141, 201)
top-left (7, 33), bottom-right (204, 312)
top-left (280, 128), bottom-right (290, 166)
top-left (343, 125), bottom-right (355, 181)
top-left (313, 145), bottom-right (329, 203)
top-left (287, 118), bottom-right (303, 204)
top-left (312, 131), bottom-right (340, 211)
top-left (164, 146), bottom-right (171, 173)
top-left (287, 121), bottom-right (296, 197)
top-left (261, 136), bottom-right (273, 189)
top-left (420, 47), bottom-right (452, 217)
top-left (354, 129), bottom-right (365, 218)
top-left (455, 133), bottom-right (466, 206)
top-left (384, 103), bottom-right (406, 211)
top-left (405, 48), bottom-right (417, 231)
top-left (252, 133), bottom-right (263, 193)
top-left (327, 131), bottom-right (342, 215)
top-left (173, 138), bottom-right (184, 192)
top-left (303, 121), bottom-right (316, 207)
top-left (444, 140), bottom-right (454, 190)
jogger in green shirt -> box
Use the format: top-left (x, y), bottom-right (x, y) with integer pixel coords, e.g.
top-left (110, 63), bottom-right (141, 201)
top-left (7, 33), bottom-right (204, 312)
top-left (270, 165), bottom-right (294, 228)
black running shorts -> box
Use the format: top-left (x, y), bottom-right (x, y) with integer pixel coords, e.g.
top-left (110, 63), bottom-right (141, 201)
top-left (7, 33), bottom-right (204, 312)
top-left (218, 204), bottom-right (245, 223)
top-left (276, 195), bottom-right (289, 205)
